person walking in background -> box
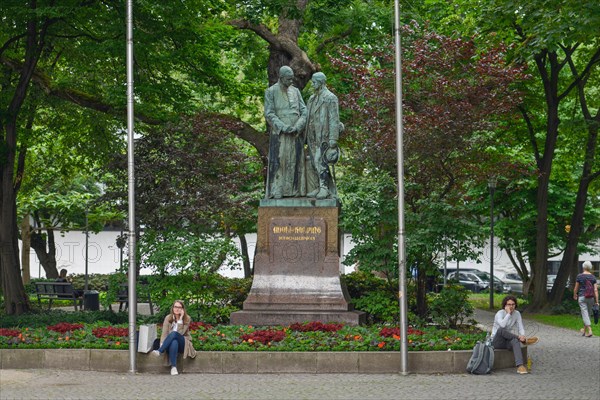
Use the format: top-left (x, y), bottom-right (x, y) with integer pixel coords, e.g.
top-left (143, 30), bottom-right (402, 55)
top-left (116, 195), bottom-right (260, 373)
top-left (573, 261), bottom-right (598, 337)
top-left (153, 300), bottom-right (196, 375)
top-left (492, 295), bottom-right (539, 374)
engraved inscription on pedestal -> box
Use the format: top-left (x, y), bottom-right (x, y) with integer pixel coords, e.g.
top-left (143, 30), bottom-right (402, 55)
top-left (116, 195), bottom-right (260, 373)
top-left (269, 217), bottom-right (325, 272)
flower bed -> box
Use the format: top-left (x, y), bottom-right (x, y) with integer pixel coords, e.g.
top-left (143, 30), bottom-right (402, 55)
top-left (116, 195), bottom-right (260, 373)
top-left (0, 321), bottom-right (484, 352)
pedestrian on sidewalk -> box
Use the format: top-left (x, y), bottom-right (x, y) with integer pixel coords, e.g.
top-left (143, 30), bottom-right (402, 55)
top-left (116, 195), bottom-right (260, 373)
top-left (573, 261), bottom-right (599, 337)
top-left (491, 295), bottom-right (539, 375)
top-left (152, 300), bottom-right (196, 375)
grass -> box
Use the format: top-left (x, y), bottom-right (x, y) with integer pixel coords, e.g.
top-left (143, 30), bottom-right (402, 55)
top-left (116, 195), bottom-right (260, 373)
top-left (468, 293), bottom-right (517, 310)
top-left (468, 293), bottom-right (599, 336)
top-left (527, 313), bottom-right (599, 336)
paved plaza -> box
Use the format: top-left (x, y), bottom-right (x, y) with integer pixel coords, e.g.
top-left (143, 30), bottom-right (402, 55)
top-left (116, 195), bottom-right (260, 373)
top-left (1, 309), bottom-right (599, 400)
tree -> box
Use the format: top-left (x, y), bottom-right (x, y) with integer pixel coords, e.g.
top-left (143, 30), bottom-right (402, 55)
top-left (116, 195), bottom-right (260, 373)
top-left (331, 23), bottom-right (527, 316)
top-left (103, 115), bottom-right (263, 277)
top-left (473, 0), bottom-right (600, 310)
top-left (1, 0), bottom-right (246, 313)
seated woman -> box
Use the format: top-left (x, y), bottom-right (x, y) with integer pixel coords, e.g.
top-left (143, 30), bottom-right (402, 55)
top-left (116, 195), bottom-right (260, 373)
top-left (491, 295), bottom-right (539, 375)
top-left (152, 300), bottom-right (196, 375)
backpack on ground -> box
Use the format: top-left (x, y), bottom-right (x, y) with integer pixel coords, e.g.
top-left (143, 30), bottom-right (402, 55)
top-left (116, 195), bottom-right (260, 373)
top-left (466, 335), bottom-right (494, 374)
top-left (583, 279), bottom-right (595, 298)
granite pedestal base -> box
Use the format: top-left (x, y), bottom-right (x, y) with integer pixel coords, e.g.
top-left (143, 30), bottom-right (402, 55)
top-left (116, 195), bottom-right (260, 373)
top-left (230, 199), bottom-right (365, 326)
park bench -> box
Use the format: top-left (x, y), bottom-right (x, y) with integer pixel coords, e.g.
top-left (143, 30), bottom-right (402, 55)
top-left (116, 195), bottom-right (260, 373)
top-left (112, 283), bottom-right (154, 315)
top-left (34, 281), bottom-right (83, 311)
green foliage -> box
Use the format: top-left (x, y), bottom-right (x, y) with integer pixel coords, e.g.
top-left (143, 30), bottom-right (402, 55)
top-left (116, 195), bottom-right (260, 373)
top-left (428, 285), bottom-right (474, 329)
top-left (147, 273), bottom-right (251, 325)
top-left (139, 228), bottom-right (241, 275)
top-left (0, 309), bottom-right (127, 329)
top-left (352, 291), bottom-right (399, 324)
top-left (339, 171), bottom-right (398, 275)
top-left (342, 271), bottom-right (419, 325)
top-left (547, 288), bottom-right (580, 315)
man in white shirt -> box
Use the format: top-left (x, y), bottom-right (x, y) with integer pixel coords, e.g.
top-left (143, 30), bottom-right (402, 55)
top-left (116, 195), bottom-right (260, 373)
top-left (491, 295), bottom-right (539, 374)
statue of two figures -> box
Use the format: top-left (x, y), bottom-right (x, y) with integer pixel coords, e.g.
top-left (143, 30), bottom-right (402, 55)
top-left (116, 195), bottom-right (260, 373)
top-left (264, 67), bottom-right (343, 200)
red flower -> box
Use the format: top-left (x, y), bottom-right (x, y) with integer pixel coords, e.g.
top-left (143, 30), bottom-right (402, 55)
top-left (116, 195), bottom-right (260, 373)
top-left (0, 328), bottom-right (21, 337)
top-left (92, 327), bottom-right (128, 338)
top-left (289, 321), bottom-right (344, 332)
top-left (47, 323), bottom-right (84, 334)
top-left (190, 322), bottom-right (213, 331)
top-left (379, 327), bottom-right (424, 338)
top-left (240, 329), bottom-right (286, 345)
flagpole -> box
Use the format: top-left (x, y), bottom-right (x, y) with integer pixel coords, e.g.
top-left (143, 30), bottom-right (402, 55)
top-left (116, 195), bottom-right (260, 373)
top-left (394, 0), bottom-right (409, 375)
top-left (126, 0), bottom-right (137, 374)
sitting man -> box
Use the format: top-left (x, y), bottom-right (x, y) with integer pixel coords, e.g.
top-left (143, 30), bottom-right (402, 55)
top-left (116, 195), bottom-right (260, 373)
top-left (491, 295), bottom-right (539, 374)
top-left (56, 268), bottom-right (84, 297)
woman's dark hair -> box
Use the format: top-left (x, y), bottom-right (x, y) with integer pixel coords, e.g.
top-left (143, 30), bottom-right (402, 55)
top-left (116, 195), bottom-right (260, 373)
top-left (501, 295), bottom-right (518, 309)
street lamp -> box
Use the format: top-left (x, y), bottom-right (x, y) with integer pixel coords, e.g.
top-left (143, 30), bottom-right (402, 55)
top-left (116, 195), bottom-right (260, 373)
top-left (488, 176), bottom-right (497, 310)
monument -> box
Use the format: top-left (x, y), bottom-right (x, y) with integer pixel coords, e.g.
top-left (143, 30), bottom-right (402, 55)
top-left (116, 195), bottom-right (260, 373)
top-left (230, 69), bottom-right (365, 326)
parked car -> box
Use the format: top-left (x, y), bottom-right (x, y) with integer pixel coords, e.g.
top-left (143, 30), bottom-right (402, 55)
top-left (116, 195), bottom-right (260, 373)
top-left (447, 270), bottom-right (511, 294)
top-left (446, 271), bottom-right (486, 293)
top-left (496, 272), bottom-right (524, 295)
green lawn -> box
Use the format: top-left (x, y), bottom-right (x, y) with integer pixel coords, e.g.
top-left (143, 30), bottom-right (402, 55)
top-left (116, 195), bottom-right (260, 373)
top-left (468, 293), bottom-right (599, 336)
top-left (527, 313), bottom-right (599, 336)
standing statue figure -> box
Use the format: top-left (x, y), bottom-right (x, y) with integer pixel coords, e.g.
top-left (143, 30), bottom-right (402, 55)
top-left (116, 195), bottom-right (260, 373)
top-left (264, 66), bottom-right (307, 199)
top-left (305, 72), bottom-right (343, 199)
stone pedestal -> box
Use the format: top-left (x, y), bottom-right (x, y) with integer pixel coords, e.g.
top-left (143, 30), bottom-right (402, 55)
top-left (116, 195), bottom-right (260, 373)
top-left (230, 198), bottom-right (365, 326)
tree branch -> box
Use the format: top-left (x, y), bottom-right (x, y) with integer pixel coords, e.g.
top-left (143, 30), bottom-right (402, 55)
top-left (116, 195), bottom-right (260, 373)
top-left (518, 105), bottom-right (541, 164)
top-left (316, 27), bottom-right (354, 53)
top-left (1, 56), bottom-right (163, 125)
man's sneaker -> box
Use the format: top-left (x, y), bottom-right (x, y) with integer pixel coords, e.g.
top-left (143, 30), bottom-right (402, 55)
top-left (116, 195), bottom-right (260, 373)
top-left (152, 350), bottom-right (161, 357)
top-left (170, 366), bottom-right (179, 376)
top-left (525, 337), bottom-right (539, 345)
top-left (517, 365), bottom-right (528, 374)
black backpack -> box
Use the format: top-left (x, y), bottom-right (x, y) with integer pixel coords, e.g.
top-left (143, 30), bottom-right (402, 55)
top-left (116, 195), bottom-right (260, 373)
top-left (466, 335), bottom-right (495, 374)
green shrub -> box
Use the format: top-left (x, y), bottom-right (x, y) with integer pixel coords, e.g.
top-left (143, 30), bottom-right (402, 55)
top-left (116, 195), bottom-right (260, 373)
top-left (341, 271), bottom-right (419, 325)
top-left (0, 309), bottom-right (128, 329)
top-left (145, 272), bottom-right (251, 324)
top-left (352, 291), bottom-right (399, 324)
top-left (428, 284), bottom-right (474, 329)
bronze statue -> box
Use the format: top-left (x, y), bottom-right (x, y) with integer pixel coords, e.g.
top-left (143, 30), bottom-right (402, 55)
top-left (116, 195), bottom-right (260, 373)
top-left (264, 66), bottom-right (307, 199)
top-left (305, 72), bottom-right (342, 199)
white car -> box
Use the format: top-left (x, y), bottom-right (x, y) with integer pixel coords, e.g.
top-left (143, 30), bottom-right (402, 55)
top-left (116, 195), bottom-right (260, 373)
top-left (496, 272), bottom-right (524, 295)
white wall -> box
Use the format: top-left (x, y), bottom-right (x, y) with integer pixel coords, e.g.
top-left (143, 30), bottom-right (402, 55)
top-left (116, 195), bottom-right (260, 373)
top-left (20, 230), bottom-right (598, 279)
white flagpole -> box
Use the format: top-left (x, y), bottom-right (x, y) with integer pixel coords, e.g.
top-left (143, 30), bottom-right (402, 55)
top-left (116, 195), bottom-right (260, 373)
top-left (126, 0), bottom-right (137, 373)
top-left (394, 0), bottom-right (409, 375)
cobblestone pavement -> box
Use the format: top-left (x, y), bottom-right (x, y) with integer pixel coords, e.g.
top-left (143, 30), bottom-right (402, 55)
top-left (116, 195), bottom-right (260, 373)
top-left (1, 309), bottom-right (598, 400)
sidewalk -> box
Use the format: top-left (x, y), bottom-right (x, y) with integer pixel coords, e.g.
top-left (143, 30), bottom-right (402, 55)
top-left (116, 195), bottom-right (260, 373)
top-left (1, 309), bottom-right (598, 400)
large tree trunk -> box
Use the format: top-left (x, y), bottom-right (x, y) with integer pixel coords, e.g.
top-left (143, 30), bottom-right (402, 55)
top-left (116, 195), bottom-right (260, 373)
top-left (528, 51), bottom-right (562, 312)
top-left (0, 2), bottom-right (53, 315)
top-left (230, 1), bottom-right (316, 90)
top-left (29, 229), bottom-right (59, 279)
top-left (238, 232), bottom-right (252, 279)
top-left (1, 123), bottom-right (30, 315)
top-left (549, 86), bottom-right (599, 305)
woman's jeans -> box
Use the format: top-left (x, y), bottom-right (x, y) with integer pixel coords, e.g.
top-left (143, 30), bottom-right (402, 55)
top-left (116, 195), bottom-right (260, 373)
top-left (492, 327), bottom-right (523, 367)
top-left (158, 331), bottom-right (184, 367)
top-left (578, 296), bottom-right (594, 326)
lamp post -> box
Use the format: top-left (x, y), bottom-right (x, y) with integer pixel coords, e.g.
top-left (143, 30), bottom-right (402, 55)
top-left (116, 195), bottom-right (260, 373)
top-left (488, 176), bottom-right (497, 310)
